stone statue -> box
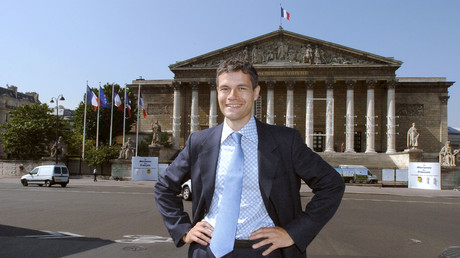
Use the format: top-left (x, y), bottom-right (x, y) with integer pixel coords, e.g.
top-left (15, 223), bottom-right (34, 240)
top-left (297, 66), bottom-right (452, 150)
top-left (118, 137), bottom-right (135, 160)
top-left (303, 44), bottom-right (313, 64)
top-left (407, 123), bottom-right (420, 149)
top-left (251, 46), bottom-right (258, 64)
top-left (314, 46), bottom-right (321, 64)
top-left (151, 120), bottom-right (162, 146)
top-left (439, 141), bottom-right (459, 167)
top-left (50, 136), bottom-right (66, 160)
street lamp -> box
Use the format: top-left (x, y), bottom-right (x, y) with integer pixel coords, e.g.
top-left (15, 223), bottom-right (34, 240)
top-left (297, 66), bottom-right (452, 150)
top-left (50, 94), bottom-right (65, 164)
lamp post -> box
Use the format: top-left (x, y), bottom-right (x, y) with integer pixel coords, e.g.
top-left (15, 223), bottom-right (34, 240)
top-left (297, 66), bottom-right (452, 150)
top-left (50, 94), bottom-right (65, 164)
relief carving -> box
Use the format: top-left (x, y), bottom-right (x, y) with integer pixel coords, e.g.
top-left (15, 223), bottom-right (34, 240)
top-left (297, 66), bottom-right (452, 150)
top-left (183, 37), bottom-right (379, 68)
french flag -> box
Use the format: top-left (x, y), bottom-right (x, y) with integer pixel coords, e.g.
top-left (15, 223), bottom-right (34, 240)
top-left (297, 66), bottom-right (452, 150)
top-left (281, 7), bottom-right (290, 20)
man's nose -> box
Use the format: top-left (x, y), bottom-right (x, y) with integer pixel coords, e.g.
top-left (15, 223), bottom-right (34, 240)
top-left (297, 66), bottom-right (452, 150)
top-left (228, 88), bottom-right (238, 99)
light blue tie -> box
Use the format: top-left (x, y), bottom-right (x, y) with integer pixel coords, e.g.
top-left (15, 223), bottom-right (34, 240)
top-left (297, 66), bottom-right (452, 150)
top-left (210, 132), bottom-right (244, 258)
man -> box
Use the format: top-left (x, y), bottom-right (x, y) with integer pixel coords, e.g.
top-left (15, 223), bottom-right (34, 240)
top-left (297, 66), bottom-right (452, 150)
top-left (154, 58), bottom-right (345, 257)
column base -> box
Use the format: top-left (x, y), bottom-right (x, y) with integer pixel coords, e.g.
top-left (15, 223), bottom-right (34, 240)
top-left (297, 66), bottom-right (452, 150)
top-left (386, 149), bottom-right (397, 154)
top-left (365, 150), bottom-right (377, 154)
top-left (324, 149), bottom-right (336, 153)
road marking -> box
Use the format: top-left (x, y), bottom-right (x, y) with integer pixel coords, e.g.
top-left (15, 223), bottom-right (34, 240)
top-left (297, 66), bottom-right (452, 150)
top-left (343, 197), bottom-right (460, 205)
top-left (21, 230), bottom-right (84, 239)
top-left (115, 235), bottom-right (173, 244)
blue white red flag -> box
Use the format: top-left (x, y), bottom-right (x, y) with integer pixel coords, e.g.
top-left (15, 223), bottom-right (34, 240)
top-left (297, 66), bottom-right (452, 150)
top-left (281, 7), bottom-right (290, 20)
top-left (113, 90), bottom-right (123, 111)
top-left (139, 93), bottom-right (147, 118)
top-left (125, 91), bottom-right (132, 117)
top-left (86, 85), bottom-right (98, 111)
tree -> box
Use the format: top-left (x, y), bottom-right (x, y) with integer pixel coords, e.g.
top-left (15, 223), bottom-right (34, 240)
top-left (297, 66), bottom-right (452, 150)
top-left (1, 103), bottom-right (71, 159)
top-left (84, 143), bottom-right (119, 171)
top-left (73, 83), bottom-right (136, 146)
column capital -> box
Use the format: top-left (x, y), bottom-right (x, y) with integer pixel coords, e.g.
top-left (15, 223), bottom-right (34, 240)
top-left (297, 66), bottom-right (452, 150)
top-left (386, 79), bottom-right (397, 89)
top-left (266, 80), bottom-right (276, 89)
top-left (286, 80), bottom-right (295, 90)
top-left (191, 81), bottom-right (199, 90)
top-left (305, 79), bottom-right (315, 89)
top-left (366, 79), bottom-right (376, 89)
top-left (208, 81), bottom-right (216, 90)
top-left (172, 81), bottom-right (182, 90)
top-left (346, 79), bottom-right (356, 90)
top-left (326, 79), bottom-right (335, 89)
top-left (440, 96), bottom-right (450, 104)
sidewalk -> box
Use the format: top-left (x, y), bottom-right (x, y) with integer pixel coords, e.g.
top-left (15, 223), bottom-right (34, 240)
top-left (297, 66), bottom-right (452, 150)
top-left (3, 176), bottom-right (460, 198)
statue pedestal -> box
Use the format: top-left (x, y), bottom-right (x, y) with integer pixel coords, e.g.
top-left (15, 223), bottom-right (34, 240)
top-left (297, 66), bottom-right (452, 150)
top-left (404, 148), bottom-right (423, 162)
top-left (149, 145), bottom-right (162, 157)
top-left (111, 159), bottom-right (132, 180)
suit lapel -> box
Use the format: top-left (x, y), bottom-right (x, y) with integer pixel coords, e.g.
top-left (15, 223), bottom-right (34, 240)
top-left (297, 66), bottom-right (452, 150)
top-left (256, 120), bottom-right (279, 201)
top-left (198, 124), bottom-right (222, 210)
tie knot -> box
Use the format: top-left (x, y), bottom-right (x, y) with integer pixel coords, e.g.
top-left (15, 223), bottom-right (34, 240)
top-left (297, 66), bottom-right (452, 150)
top-left (232, 132), bottom-right (242, 144)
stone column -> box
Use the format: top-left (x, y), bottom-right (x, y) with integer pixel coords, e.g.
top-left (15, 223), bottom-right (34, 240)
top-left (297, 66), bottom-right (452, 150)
top-left (365, 80), bottom-right (377, 153)
top-left (440, 96), bottom-right (450, 144)
top-left (386, 80), bottom-right (397, 154)
top-left (345, 80), bottom-right (356, 153)
top-left (190, 82), bottom-right (200, 133)
top-left (208, 82), bottom-right (218, 128)
top-left (172, 81), bottom-right (181, 149)
top-left (305, 80), bottom-right (314, 148)
top-left (266, 81), bottom-right (275, 125)
top-left (285, 81), bottom-right (295, 128)
top-left (325, 80), bottom-right (335, 153)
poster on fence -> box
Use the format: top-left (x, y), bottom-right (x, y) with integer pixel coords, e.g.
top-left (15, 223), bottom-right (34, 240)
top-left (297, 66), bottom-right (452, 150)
top-left (408, 162), bottom-right (441, 190)
top-left (131, 156), bottom-right (158, 181)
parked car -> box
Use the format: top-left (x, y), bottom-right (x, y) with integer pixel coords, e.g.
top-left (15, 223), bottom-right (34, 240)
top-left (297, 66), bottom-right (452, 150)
top-left (336, 165), bottom-right (379, 184)
top-left (181, 179), bottom-right (192, 201)
top-left (20, 165), bottom-right (69, 187)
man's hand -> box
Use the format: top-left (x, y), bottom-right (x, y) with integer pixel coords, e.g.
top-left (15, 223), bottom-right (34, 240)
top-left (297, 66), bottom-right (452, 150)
top-left (249, 227), bottom-right (294, 256)
top-left (182, 221), bottom-right (214, 246)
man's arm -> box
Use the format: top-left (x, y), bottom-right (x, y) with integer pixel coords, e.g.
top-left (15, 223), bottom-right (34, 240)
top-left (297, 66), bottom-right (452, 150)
top-left (154, 137), bottom-right (194, 247)
top-left (284, 130), bottom-right (345, 251)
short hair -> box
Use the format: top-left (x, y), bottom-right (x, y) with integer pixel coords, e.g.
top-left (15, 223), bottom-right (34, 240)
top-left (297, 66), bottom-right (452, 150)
top-left (216, 57), bottom-right (258, 89)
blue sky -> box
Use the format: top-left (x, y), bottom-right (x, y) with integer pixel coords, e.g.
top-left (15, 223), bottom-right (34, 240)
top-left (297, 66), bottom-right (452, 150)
top-left (1, 0), bottom-right (459, 126)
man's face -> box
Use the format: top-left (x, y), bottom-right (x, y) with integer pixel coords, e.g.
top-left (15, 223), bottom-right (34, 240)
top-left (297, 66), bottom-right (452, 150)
top-left (217, 71), bottom-right (260, 131)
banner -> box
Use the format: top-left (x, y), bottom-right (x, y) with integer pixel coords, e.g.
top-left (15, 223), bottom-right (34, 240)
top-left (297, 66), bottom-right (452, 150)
top-left (408, 162), bottom-right (441, 190)
top-left (131, 156), bottom-right (158, 181)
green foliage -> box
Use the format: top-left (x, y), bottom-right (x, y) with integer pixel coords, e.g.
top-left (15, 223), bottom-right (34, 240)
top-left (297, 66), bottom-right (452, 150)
top-left (84, 143), bottom-right (120, 168)
top-left (0, 103), bottom-right (71, 159)
top-left (73, 83), bottom-right (137, 146)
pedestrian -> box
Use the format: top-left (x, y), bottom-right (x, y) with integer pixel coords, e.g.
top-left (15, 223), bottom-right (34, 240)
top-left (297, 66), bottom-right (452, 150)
top-left (93, 168), bottom-right (97, 182)
top-left (154, 57), bottom-right (345, 258)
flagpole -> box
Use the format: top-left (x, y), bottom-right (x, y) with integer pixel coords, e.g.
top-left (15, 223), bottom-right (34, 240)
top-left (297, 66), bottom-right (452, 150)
top-left (280, 4), bottom-right (283, 29)
top-left (123, 85), bottom-right (126, 145)
top-left (110, 84), bottom-right (114, 146)
top-left (136, 84), bottom-right (141, 157)
top-left (96, 82), bottom-right (101, 149)
top-left (82, 81), bottom-right (88, 159)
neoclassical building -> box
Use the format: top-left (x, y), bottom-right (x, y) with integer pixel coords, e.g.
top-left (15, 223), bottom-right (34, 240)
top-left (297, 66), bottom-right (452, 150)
top-left (128, 30), bottom-right (454, 158)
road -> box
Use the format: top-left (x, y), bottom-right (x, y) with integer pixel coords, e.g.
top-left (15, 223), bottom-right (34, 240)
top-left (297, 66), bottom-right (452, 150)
top-left (1, 177), bottom-right (459, 257)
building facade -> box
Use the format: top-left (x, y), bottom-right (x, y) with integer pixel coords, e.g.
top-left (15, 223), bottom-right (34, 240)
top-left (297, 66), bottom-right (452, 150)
top-left (0, 84), bottom-right (40, 157)
top-left (128, 30), bottom-right (454, 155)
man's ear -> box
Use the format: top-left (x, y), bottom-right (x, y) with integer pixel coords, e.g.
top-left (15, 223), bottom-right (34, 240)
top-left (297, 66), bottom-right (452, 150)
top-left (253, 85), bottom-right (261, 101)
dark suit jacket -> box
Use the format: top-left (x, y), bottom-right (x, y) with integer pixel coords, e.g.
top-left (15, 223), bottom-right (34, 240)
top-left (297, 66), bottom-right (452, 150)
top-left (154, 119), bottom-right (345, 257)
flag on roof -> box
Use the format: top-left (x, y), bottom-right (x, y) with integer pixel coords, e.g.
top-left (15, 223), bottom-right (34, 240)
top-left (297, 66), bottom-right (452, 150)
top-left (281, 7), bottom-right (290, 20)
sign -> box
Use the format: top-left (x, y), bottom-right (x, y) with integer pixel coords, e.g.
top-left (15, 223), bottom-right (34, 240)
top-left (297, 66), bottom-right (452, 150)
top-left (131, 157), bottom-right (158, 181)
top-left (408, 162), bottom-right (441, 190)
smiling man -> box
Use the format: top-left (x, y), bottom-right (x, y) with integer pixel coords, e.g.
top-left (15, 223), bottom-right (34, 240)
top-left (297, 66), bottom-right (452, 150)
top-left (154, 57), bottom-right (345, 258)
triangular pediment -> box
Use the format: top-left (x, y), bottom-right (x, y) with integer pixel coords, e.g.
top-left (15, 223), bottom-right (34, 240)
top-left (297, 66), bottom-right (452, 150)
top-left (169, 30), bottom-right (402, 71)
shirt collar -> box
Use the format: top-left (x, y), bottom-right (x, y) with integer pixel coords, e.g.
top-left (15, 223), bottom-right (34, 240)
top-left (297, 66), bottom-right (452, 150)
top-left (221, 116), bottom-right (258, 144)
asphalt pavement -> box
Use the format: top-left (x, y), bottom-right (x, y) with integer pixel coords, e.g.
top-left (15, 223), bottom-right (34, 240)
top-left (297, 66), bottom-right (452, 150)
top-left (3, 176), bottom-right (460, 198)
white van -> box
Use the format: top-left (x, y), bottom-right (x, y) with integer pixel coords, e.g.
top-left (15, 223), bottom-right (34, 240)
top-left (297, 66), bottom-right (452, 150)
top-left (20, 165), bottom-right (69, 187)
